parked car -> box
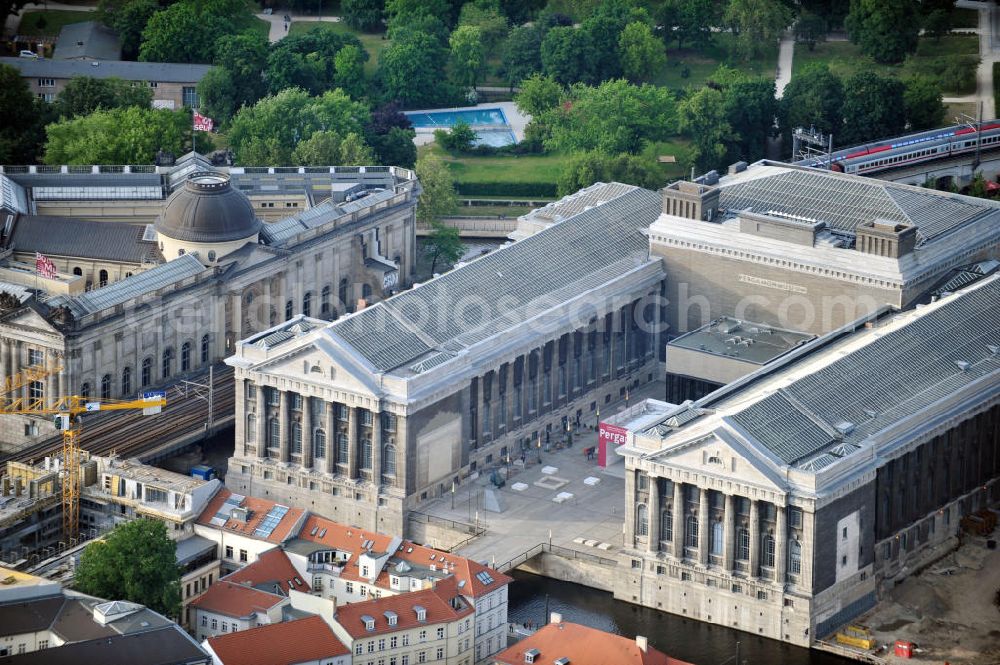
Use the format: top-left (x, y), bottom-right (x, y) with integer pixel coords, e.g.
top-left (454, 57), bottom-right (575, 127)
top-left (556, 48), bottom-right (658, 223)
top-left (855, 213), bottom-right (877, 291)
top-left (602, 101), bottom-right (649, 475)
top-left (19, 50), bottom-right (39, 59)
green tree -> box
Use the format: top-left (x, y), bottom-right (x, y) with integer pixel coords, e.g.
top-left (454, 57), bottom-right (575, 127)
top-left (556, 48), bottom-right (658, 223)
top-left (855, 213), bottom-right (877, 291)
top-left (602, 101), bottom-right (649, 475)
top-left (840, 71), bottom-right (906, 145)
top-left (966, 171), bottom-right (989, 198)
top-left (386, 0), bottom-right (452, 27)
top-left (291, 130), bottom-right (374, 164)
top-left (98, 0), bottom-right (159, 60)
top-left (618, 21), bottom-right (666, 83)
top-left (846, 0), bottom-right (921, 64)
top-left (434, 120), bottom-right (477, 152)
top-left (499, 0), bottom-right (544, 24)
top-left (580, 0), bottom-right (648, 82)
top-left (678, 86), bottom-right (731, 173)
top-left (449, 25), bottom-right (485, 89)
top-left (139, 1), bottom-right (236, 64)
top-left (342, 0), bottom-right (385, 32)
top-left (267, 29), bottom-right (367, 96)
top-left (378, 31), bottom-right (454, 107)
top-left (415, 152), bottom-right (462, 273)
top-left (197, 67), bottom-right (239, 123)
top-left (44, 106), bottom-right (188, 164)
top-left (545, 79), bottom-right (676, 154)
top-left (724, 0), bottom-right (793, 61)
top-left (214, 31), bottom-right (269, 109)
top-left (500, 26), bottom-right (543, 89)
top-left (0, 64), bottom-right (49, 164)
top-left (557, 151), bottom-right (662, 195)
top-left (656, 0), bottom-right (717, 50)
top-left (713, 69), bottom-right (777, 163)
top-left (458, 0), bottom-right (508, 51)
top-left (334, 45), bottom-right (367, 100)
top-left (801, 0), bottom-right (849, 29)
top-left (55, 77), bottom-right (153, 117)
top-left (541, 26), bottom-right (594, 85)
top-left (794, 11), bottom-right (827, 51)
top-left (514, 73), bottom-right (562, 118)
top-left (779, 63), bottom-right (843, 139)
top-left (903, 76), bottom-right (946, 131)
top-left (369, 126), bottom-right (417, 167)
top-left (74, 519), bottom-right (181, 619)
top-left (923, 8), bottom-right (951, 41)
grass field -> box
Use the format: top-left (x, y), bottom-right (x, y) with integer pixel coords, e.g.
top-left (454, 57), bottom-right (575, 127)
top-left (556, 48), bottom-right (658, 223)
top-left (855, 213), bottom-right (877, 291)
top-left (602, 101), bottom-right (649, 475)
top-left (458, 205), bottom-right (538, 217)
top-left (17, 10), bottom-right (92, 37)
top-left (655, 33), bottom-right (780, 90)
top-left (793, 35), bottom-right (980, 95)
top-left (288, 21), bottom-right (388, 75)
top-left (235, 12), bottom-right (271, 41)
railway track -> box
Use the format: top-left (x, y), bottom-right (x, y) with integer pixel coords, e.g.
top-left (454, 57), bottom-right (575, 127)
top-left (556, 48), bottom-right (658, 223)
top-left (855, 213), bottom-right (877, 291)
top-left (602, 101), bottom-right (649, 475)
top-left (1, 365), bottom-right (235, 467)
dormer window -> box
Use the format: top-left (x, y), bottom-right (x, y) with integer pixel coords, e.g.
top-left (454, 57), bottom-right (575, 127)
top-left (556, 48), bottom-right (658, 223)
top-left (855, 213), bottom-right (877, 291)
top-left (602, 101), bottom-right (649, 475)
top-left (414, 605), bottom-right (426, 621)
top-left (384, 611), bottom-right (397, 626)
top-left (362, 615), bottom-right (375, 631)
top-left (524, 648), bottom-right (540, 663)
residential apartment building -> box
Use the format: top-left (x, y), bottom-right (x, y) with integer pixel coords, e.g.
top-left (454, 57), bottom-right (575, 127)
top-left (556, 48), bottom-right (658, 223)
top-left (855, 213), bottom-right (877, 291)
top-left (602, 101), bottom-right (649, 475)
top-left (189, 580), bottom-right (288, 642)
top-left (203, 615), bottom-right (350, 665)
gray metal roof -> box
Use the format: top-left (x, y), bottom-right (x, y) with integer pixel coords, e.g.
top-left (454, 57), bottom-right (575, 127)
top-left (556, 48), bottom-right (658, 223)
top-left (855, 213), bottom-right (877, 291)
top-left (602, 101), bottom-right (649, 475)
top-left (668, 317), bottom-right (815, 365)
top-left (55, 21), bottom-right (121, 61)
top-left (0, 174), bottom-right (28, 214)
top-left (718, 168), bottom-right (995, 244)
top-left (53, 254), bottom-right (205, 316)
top-left (726, 277), bottom-right (1000, 466)
top-left (329, 185), bottom-right (661, 372)
top-left (260, 189), bottom-right (397, 245)
top-left (9, 215), bottom-right (160, 263)
top-left (0, 57), bottom-right (212, 83)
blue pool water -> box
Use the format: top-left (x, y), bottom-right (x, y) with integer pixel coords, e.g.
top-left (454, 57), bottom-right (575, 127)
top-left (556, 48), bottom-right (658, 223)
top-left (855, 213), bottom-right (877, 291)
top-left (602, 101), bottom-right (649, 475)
top-left (405, 107), bottom-right (516, 147)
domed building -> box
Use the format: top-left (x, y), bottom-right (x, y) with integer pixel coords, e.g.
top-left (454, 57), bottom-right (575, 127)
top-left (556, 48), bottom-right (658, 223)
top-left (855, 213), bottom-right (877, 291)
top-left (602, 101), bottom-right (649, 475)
top-left (156, 172), bottom-right (262, 265)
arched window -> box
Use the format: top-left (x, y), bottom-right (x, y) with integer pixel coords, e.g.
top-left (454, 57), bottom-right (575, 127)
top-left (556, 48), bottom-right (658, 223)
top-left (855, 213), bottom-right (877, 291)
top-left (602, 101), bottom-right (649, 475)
top-left (788, 539), bottom-right (802, 575)
top-left (285, 300), bottom-right (293, 321)
top-left (662, 509), bottom-right (673, 542)
top-left (207, 250), bottom-right (216, 262)
top-left (268, 419), bottom-right (280, 449)
top-left (763, 533), bottom-right (776, 568)
top-left (737, 527), bottom-right (750, 561)
top-left (121, 367), bottom-right (131, 396)
top-left (711, 520), bottom-right (724, 556)
top-left (80, 383), bottom-right (90, 399)
top-left (337, 432), bottom-right (348, 464)
top-left (100, 374), bottom-right (111, 400)
top-left (181, 341), bottom-right (191, 372)
top-left (361, 283), bottom-right (372, 302)
top-left (162, 347), bottom-right (174, 379)
top-left (320, 286), bottom-right (331, 316)
top-left (685, 515), bottom-right (699, 548)
top-left (313, 429), bottom-right (326, 459)
top-left (302, 292), bottom-right (312, 317)
top-left (247, 414), bottom-right (256, 443)
top-left (383, 444), bottom-right (396, 476)
top-left (99, 269), bottom-right (108, 286)
top-left (141, 357), bottom-right (152, 387)
top-left (201, 334), bottom-right (210, 363)
top-left (72, 267), bottom-right (83, 276)
top-left (291, 422), bottom-right (302, 454)
top-left (338, 279), bottom-right (349, 313)
top-left (636, 504), bottom-right (649, 537)
top-left (360, 437), bottom-right (372, 470)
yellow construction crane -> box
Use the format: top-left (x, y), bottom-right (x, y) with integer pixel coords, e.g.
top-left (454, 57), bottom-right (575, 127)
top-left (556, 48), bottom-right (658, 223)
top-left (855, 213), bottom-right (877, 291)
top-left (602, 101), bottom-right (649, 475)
top-left (0, 365), bottom-right (166, 542)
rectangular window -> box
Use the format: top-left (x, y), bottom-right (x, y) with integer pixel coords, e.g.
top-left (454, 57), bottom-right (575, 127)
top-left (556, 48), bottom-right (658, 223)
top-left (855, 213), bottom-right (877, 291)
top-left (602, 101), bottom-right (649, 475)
top-left (182, 86), bottom-right (197, 107)
top-left (239, 549), bottom-right (248, 563)
top-left (37, 78), bottom-right (54, 87)
top-left (28, 348), bottom-right (44, 366)
top-left (789, 507), bottom-right (802, 528)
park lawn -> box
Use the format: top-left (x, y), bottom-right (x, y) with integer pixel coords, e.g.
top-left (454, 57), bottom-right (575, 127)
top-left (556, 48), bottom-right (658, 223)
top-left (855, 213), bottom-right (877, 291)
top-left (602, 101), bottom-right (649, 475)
top-left (424, 144), bottom-right (567, 185)
top-left (655, 33), bottom-right (779, 90)
top-left (793, 35), bottom-right (980, 95)
top-left (234, 11), bottom-right (270, 41)
top-left (458, 205), bottom-right (538, 217)
top-left (945, 101), bottom-right (976, 122)
top-left (17, 10), bottom-right (92, 37)
top-left (288, 21), bottom-right (387, 75)
top-left (641, 139), bottom-right (693, 181)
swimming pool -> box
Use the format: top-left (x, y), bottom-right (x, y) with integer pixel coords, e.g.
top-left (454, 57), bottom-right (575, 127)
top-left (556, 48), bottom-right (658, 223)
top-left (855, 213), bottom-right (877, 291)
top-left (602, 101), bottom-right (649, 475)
top-left (404, 107), bottom-right (516, 147)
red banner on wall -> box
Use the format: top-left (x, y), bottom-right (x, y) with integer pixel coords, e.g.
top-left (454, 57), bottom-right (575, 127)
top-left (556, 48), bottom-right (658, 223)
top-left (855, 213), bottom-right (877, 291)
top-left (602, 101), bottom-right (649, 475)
top-left (598, 422), bottom-right (629, 467)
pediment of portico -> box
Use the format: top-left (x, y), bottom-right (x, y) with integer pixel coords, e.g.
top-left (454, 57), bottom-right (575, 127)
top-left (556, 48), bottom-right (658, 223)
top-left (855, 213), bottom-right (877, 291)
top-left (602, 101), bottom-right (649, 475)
top-left (644, 427), bottom-right (788, 496)
top-left (256, 334), bottom-right (382, 399)
top-left (2, 307), bottom-right (65, 339)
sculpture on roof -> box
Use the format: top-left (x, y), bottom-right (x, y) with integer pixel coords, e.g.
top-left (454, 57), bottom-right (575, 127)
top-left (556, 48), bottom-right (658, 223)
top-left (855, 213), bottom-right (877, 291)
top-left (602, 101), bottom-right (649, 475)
top-left (0, 291), bottom-right (19, 311)
top-left (48, 304), bottom-right (75, 328)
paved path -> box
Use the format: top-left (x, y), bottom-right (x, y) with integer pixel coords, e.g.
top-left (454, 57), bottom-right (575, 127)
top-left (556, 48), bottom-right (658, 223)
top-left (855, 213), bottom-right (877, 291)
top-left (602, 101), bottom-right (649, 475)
top-left (940, 1), bottom-right (1000, 119)
top-left (259, 12), bottom-right (341, 43)
top-left (775, 30), bottom-right (795, 98)
top-left (4, 1), bottom-right (97, 39)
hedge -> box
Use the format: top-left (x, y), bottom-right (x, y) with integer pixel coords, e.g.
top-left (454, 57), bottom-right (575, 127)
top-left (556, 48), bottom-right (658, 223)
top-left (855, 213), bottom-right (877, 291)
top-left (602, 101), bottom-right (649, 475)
top-left (454, 181), bottom-right (558, 197)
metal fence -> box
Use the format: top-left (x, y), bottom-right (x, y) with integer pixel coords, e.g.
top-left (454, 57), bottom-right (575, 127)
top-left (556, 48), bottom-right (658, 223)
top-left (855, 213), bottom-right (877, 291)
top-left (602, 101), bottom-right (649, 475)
top-left (495, 542), bottom-right (618, 573)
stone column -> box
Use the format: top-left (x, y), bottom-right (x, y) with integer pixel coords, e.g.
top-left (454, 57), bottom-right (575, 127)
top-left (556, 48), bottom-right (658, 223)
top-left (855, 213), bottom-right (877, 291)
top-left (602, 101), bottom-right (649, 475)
top-left (749, 499), bottom-right (760, 578)
top-left (56, 353), bottom-right (66, 404)
top-left (264, 278), bottom-right (273, 328)
top-left (278, 391), bottom-right (289, 463)
top-left (325, 401), bottom-right (336, 474)
top-left (800, 509), bottom-right (814, 593)
top-left (44, 349), bottom-right (55, 409)
top-left (255, 384), bottom-right (266, 459)
top-left (723, 494), bottom-right (735, 572)
top-left (371, 411), bottom-right (382, 485)
top-left (232, 292), bottom-right (243, 340)
top-left (0, 337), bottom-right (7, 388)
top-left (625, 470), bottom-right (636, 548)
top-left (301, 395), bottom-right (313, 470)
top-left (698, 487), bottom-right (710, 565)
top-left (775, 504), bottom-right (787, 586)
top-left (672, 481), bottom-right (685, 559)
top-left (647, 477), bottom-right (660, 553)
top-left (347, 406), bottom-right (358, 479)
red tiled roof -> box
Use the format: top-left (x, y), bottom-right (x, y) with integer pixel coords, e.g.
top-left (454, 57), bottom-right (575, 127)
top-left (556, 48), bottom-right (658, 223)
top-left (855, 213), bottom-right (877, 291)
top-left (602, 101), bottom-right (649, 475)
top-left (206, 615), bottom-right (349, 665)
top-left (333, 577), bottom-right (474, 639)
top-left (197, 489), bottom-right (304, 544)
top-left (189, 580), bottom-right (286, 619)
top-left (224, 548), bottom-right (310, 596)
top-left (493, 622), bottom-right (694, 665)
top-left (297, 515), bottom-right (512, 598)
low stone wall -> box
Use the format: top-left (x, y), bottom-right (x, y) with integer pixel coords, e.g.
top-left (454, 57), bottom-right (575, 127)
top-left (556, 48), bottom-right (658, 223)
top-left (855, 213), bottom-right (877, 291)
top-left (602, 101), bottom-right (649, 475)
top-left (516, 551), bottom-right (617, 592)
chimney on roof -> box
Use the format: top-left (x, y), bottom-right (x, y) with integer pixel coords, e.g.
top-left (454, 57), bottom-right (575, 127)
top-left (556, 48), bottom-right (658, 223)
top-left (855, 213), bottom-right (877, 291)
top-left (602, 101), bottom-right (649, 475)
top-left (636, 636), bottom-right (648, 653)
top-left (661, 180), bottom-right (720, 222)
top-left (550, 612), bottom-right (562, 625)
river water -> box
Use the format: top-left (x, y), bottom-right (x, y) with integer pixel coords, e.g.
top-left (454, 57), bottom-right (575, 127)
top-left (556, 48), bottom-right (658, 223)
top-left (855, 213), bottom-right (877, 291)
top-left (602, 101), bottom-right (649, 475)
top-left (507, 571), bottom-right (851, 665)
